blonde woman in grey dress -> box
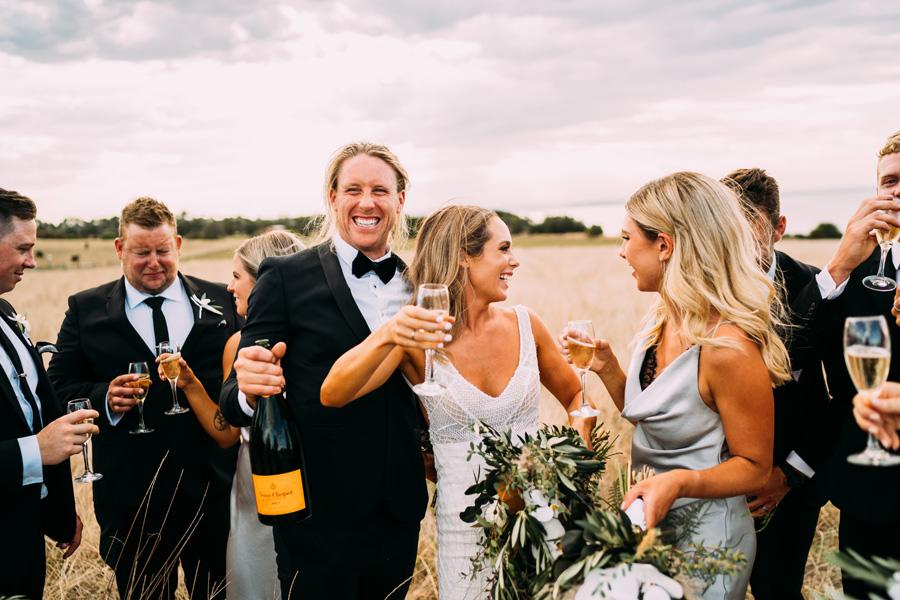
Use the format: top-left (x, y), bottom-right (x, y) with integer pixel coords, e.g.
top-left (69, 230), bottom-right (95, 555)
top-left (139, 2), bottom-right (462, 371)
top-left (564, 173), bottom-right (791, 599)
top-left (162, 230), bottom-right (304, 600)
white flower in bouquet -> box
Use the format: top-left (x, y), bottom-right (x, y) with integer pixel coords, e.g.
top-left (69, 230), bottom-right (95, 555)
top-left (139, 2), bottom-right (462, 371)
top-left (574, 563), bottom-right (683, 600)
top-left (527, 489), bottom-right (565, 558)
top-left (888, 572), bottom-right (900, 600)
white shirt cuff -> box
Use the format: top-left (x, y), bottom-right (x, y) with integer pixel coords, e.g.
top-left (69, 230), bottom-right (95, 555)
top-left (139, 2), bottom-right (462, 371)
top-left (816, 266), bottom-right (849, 300)
top-left (238, 390), bottom-right (255, 418)
top-left (18, 435), bottom-right (43, 487)
top-left (785, 451), bottom-right (815, 478)
top-left (105, 392), bottom-right (124, 427)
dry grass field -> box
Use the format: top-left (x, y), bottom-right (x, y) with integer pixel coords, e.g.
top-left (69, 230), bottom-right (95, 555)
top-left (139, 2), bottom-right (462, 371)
top-left (17, 237), bottom-right (844, 599)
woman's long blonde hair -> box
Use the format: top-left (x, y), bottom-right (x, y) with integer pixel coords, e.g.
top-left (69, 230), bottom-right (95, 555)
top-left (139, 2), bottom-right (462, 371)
top-left (235, 229), bottom-right (306, 279)
top-left (407, 205), bottom-right (496, 338)
top-left (627, 172), bottom-right (791, 386)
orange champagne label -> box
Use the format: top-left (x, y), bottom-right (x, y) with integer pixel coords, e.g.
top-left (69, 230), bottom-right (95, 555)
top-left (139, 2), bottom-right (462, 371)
top-left (252, 470), bottom-right (306, 515)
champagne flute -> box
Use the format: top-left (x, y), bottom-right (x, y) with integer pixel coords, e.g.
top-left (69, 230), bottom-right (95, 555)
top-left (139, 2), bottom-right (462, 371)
top-left (844, 316), bottom-right (900, 466)
top-left (567, 320), bottom-right (600, 418)
top-left (128, 361), bottom-right (154, 434)
top-left (67, 398), bottom-right (102, 483)
top-left (862, 190), bottom-right (900, 292)
top-left (157, 341), bottom-right (189, 415)
top-left (411, 284), bottom-right (451, 396)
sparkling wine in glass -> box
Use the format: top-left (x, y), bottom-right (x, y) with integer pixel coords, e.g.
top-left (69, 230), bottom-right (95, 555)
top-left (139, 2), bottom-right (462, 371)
top-left (67, 398), bottom-right (102, 483)
top-left (128, 361), bottom-right (154, 434)
top-left (411, 284), bottom-right (451, 396)
top-left (157, 342), bottom-right (189, 415)
top-left (863, 191), bottom-right (900, 292)
top-left (567, 320), bottom-right (600, 418)
top-left (844, 316), bottom-right (900, 466)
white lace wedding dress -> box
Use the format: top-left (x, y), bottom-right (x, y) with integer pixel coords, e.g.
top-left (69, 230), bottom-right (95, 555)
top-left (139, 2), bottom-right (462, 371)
top-left (417, 305), bottom-right (542, 600)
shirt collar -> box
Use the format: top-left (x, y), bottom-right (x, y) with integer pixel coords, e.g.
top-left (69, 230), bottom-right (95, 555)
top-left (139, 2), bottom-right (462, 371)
top-left (766, 252), bottom-right (777, 282)
top-left (332, 233), bottom-right (392, 267)
top-left (123, 275), bottom-right (185, 310)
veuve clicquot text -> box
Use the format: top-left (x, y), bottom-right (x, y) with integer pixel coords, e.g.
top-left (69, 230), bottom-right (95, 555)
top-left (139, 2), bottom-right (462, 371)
top-left (249, 339), bottom-right (311, 524)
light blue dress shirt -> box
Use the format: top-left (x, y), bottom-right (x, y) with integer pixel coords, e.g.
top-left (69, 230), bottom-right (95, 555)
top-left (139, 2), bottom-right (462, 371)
top-left (3, 314), bottom-right (47, 496)
top-left (106, 276), bottom-right (196, 426)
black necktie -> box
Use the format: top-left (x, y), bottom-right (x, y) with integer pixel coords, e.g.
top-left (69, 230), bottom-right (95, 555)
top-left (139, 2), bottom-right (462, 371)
top-left (0, 324), bottom-right (41, 432)
top-left (351, 251), bottom-right (398, 284)
top-left (144, 296), bottom-right (170, 349)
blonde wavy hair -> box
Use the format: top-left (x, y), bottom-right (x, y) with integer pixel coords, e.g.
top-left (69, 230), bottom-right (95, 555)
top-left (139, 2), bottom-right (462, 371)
top-left (407, 205), bottom-right (497, 338)
top-left (235, 229), bottom-right (306, 279)
top-left (878, 130), bottom-right (900, 158)
top-left (314, 141), bottom-right (410, 248)
top-left (627, 172), bottom-right (791, 386)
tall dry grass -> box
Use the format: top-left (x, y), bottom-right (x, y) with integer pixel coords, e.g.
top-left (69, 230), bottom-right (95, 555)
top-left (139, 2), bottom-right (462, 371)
top-left (15, 239), bottom-right (843, 599)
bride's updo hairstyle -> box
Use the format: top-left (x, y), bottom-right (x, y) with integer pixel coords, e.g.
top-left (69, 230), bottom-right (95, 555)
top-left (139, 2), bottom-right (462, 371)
top-left (407, 205), bottom-right (497, 337)
top-left (626, 172), bottom-right (791, 386)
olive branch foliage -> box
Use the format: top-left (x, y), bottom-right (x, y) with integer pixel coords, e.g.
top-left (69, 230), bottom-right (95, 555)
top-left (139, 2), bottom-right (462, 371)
top-left (459, 421), bottom-right (745, 599)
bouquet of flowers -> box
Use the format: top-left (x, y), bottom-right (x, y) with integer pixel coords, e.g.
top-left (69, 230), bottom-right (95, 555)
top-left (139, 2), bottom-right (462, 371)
top-left (829, 549), bottom-right (900, 600)
top-left (461, 422), bottom-right (745, 600)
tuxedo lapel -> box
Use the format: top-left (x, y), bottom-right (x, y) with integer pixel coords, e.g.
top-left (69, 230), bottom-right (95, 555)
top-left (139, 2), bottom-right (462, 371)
top-left (106, 278), bottom-right (156, 362)
top-left (318, 244), bottom-right (372, 341)
top-left (180, 274), bottom-right (218, 356)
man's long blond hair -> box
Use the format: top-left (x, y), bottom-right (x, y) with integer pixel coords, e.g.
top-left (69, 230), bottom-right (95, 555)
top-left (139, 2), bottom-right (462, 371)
top-left (627, 172), bottom-right (791, 386)
top-left (314, 141), bottom-right (410, 248)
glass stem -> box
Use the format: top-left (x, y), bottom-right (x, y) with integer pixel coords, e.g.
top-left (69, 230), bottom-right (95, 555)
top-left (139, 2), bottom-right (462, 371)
top-left (425, 349), bottom-right (434, 383)
top-left (82, 442), bottom-right (92, 474)
top-left (170, 380), bottom-right (179, 407)
top-left (877, 244), bottom-right (890, 277)
top-left (580, 369), bottom-right (588, 408)
top-left (866, 432), bottom-right (882, 453)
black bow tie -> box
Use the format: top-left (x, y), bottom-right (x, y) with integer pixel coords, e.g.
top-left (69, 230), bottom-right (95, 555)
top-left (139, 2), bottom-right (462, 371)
top-left (352, 251), bottom-right (398, 284)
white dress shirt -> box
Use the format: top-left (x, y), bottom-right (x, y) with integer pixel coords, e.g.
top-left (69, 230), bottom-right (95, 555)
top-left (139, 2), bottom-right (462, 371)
top-left (106, 276), bottom-right (196, 426)
top-left (3, 315), bottom-right (47, 496)
top-left (237, 234), bottom-right (410, 417)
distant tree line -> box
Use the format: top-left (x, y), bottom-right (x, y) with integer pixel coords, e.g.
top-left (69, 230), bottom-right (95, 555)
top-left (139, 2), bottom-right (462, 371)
top-left (35, 212), bottom-right (846, 240)
top-left (36, 211), bottom-right (604, 239)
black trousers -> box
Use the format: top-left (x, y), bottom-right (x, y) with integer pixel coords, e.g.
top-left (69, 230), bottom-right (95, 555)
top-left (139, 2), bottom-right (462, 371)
top-left (749, 486), bottom-right (821, 600)
top-left (0, 529), bottom-right (45, 599)
top-left (839, 510), bottom-right (900, 599)
top-left (274, 516), bottom-right (421, 600)
top-left (97, 488), bottom-right (229, 600)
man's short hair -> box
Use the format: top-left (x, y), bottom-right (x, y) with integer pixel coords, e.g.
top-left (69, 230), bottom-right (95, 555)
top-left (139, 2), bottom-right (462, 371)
top-left (722, 168), bottom-right (780, 229)
top-left (879, 131), bottom-right (900, 158)
top-left (119, 197), bottom-right (177, 238)
top-left (0, 188), bottom-right (37, 238)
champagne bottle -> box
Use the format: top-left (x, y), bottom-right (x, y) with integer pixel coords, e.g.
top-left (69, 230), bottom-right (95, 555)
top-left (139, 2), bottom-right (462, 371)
top-left (249, 339), bottom-right (311, 524)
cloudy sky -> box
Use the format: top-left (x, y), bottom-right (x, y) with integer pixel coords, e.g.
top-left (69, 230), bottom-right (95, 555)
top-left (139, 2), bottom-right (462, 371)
top-left (1, 0), bottom-right (898, 234)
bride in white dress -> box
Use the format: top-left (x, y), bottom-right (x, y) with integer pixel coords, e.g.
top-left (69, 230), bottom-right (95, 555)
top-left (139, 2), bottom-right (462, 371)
top-left (321, 205), bottom-right (593, 599)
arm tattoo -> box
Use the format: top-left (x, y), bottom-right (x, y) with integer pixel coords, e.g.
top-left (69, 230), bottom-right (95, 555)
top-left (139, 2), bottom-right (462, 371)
top-left (214, 408), bottom-right (229, 431)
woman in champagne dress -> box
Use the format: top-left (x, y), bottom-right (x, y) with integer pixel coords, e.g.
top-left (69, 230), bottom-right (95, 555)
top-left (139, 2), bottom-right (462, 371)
top-left (159, 230), bottom-right (304, 600)
top-left (565, 173), bottom-right (791, 599)
top-left (321, 205), bottom-right (593, 599)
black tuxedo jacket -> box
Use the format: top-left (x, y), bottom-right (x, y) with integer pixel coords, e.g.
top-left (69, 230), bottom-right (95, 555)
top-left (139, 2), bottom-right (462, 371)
top-left (0, 297), bottom-right (76, 597)
top-left (790, 247), bottom-right (900, 520)
top-left (47, 274), bottom-right (241, 513)
top-left (219, 243), bottom-right (428, 526)
top-left (772, 251), bottom-right (829, 471)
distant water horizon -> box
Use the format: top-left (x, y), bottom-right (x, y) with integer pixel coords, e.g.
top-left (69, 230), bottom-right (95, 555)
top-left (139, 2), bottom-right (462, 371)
top-left (518, 185), bottom-right (871, 237)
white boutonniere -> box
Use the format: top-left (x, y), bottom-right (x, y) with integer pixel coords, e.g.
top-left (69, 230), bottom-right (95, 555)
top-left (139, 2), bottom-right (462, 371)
top-left (9, 312), bottom-right (31, 339)
top-left (190, 293), bottom-right (223, 320)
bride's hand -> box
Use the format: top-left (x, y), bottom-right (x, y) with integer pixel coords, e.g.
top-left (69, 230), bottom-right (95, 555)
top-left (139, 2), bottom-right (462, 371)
top-left (558, 329), bottom-right (615, 374)
top-left (384, 305), bottom-right (455, 349)
top-left (621, 469), bottom-right (689, 530)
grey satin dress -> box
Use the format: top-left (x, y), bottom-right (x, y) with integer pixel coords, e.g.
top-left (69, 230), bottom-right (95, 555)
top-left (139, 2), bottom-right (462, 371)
top-left (621, 336), bottom-right (755, 600)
